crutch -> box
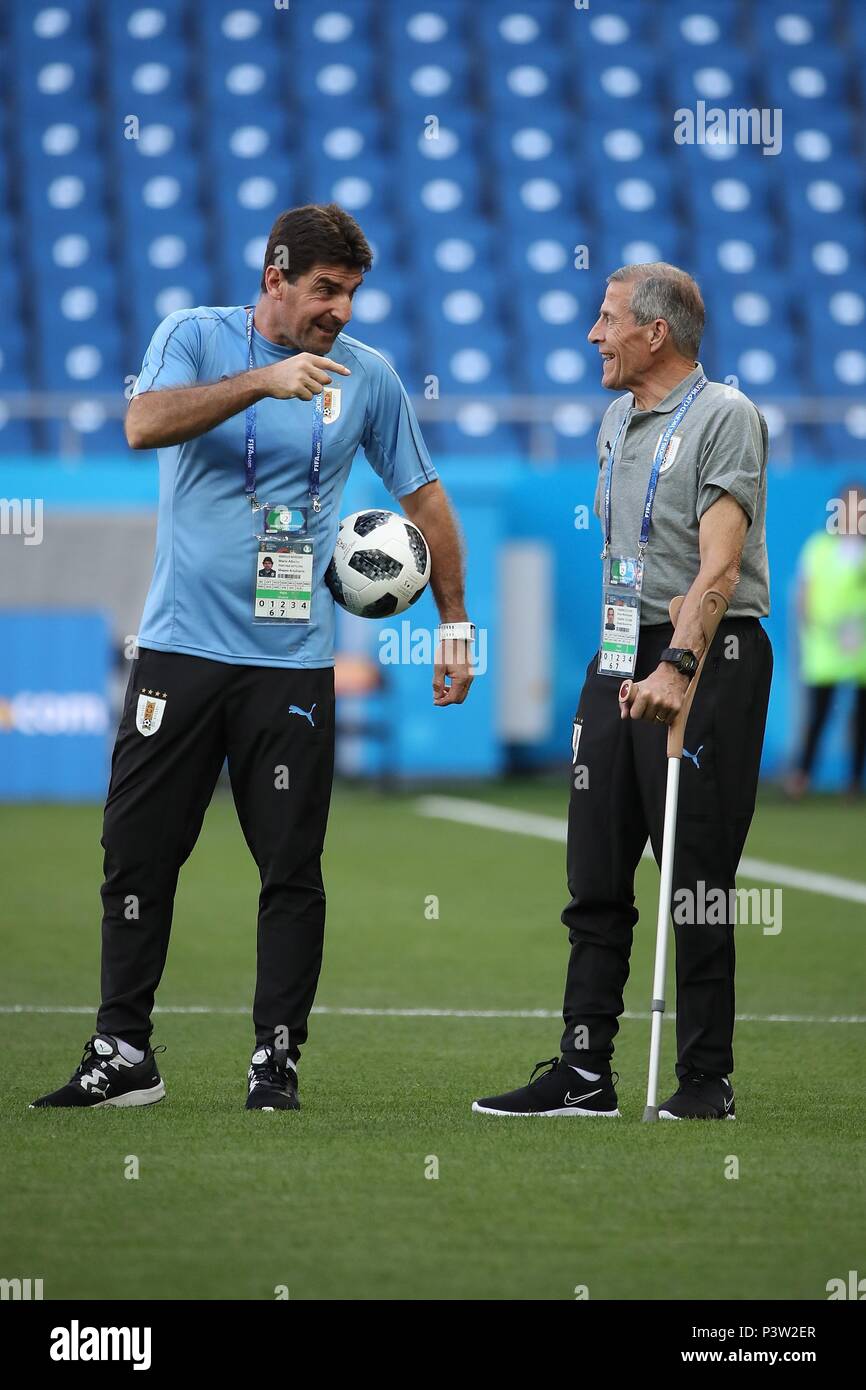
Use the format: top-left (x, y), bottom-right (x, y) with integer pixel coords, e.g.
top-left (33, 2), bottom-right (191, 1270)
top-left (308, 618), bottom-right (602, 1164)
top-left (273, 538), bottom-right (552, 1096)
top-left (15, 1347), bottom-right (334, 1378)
top-left (640, 589), bottom-right (729, 1123)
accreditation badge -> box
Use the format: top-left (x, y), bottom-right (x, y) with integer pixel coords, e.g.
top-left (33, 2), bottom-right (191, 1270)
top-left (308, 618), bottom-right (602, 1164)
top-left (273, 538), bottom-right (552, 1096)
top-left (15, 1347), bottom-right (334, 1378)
top-left (252, 503), bottom-right (313, 623)
top-left (597, 554), bottom-right (643, 677)
top-left (253, 539), bottom-right (314, 622)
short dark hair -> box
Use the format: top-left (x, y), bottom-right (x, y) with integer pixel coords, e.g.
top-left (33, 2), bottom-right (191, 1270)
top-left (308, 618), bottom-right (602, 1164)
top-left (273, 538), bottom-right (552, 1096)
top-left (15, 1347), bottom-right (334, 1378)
top-left (607, 262), bottom-right (705, 358)
top-left (260, 203), bottom-right (373, 291)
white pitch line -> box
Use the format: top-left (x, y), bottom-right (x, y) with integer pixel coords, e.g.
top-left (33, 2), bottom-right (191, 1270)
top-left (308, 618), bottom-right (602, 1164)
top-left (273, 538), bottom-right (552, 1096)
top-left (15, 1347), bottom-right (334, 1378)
top-left (0, 1005), bottom-right (864, 1024)
top-left (416, 795), bottom-right (866, 908)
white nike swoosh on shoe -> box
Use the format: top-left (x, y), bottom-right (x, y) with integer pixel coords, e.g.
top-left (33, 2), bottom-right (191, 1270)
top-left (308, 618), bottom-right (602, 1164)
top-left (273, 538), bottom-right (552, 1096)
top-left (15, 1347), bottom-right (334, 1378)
top-left (564, 1088), bottom-right (603, 1105)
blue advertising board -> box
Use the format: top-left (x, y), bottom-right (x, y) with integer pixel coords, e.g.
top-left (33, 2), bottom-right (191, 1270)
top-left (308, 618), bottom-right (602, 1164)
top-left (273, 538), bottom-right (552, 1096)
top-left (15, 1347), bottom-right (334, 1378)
top-left (0, 611), bottom-right (111, 799)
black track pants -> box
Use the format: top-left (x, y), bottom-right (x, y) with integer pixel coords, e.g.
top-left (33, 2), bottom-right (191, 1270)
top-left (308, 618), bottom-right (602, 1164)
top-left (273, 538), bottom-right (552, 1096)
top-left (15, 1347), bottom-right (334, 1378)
top-left (559, 619), bottom-right (773, 1080)
top-left (97, 648), bottom-right (335, 1060)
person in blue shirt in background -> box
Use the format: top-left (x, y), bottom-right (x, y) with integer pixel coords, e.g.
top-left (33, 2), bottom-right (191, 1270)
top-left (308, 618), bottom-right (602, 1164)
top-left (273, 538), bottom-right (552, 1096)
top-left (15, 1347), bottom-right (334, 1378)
top-left (32, 203), bottom-right (474, 1115)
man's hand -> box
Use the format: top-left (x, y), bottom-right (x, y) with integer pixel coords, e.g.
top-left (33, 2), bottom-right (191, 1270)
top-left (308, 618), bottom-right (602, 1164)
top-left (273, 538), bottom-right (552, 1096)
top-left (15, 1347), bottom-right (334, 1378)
top-left (619, 663), bottom-right (690, 724)
top-left (126, 355), bottom-right (352, 449)
top-left (433, 638), bottom-right (473, 706)
top-left (261, 354), bottom-right (350, 401)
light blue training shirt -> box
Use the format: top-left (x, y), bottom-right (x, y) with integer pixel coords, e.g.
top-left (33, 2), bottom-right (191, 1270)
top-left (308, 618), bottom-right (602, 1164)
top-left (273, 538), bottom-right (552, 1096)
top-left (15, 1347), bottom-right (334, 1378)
top-left (131, 305), bottom-right (437, 667)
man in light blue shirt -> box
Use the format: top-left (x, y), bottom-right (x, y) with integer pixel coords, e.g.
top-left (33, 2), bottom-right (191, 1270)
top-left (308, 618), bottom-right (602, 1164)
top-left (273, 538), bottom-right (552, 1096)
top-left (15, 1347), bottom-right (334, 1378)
top-left (33, 204), bottom-right (474, 1115)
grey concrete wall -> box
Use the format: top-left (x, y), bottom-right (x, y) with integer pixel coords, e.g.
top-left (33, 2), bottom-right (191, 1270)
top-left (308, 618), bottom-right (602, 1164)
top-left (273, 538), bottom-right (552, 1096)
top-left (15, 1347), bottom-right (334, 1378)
top-left (0, 510), bottom-right (158, 654)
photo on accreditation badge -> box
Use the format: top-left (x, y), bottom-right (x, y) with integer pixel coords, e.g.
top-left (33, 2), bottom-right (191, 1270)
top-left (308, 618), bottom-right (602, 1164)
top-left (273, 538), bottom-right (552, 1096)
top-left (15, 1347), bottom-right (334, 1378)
top-left (0, 0), bottom-right (863, 1362)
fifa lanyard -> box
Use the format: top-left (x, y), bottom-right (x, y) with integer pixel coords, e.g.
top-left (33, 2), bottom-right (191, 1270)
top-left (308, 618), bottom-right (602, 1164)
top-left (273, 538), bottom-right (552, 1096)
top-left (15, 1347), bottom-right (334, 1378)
top-left (244, 307), bottom-right (323, 513)
top-left (602, 374), bottom-right (708, 560)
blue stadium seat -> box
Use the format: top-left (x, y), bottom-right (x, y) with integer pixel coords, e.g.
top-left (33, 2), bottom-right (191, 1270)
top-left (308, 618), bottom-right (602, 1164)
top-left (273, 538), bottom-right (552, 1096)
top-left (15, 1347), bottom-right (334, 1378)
top-left (750, 2), bottom-right (838, 54)
top-left (37, 327), bottom-right (125, 390)
top-left (16, 45), bottom-right (97, 113)
top-left (693, 232), bottom-right (781, 280)
top-left (397, 117), bottom-right (480, 171)
top-left (304, 112), bottom-right (386, 161)
top-left (657, 3), bottom-right (743, 53)
top-left (34, 276), bottom-right (120, 340)
top-left (390, 53), bottom-right (473, 112)
top-left (383, 3), bottom-right (468, 52)
top-left (420, 328), bottom-right (509, 392)
top-left (782, 170), bottom-right (866, 229)
top-left (784, 111), bottom-right (858, 162)
top-left (131, 275), bottom-right (216, 350)
top-left (498, 172), bottom-right (582, 221)
top-left (345, 325), bottom-right (414, 374)
top-left (710, 282), bottom-right (795, 340)
top-left (519, 331), bottom-right (600, 395)
top-left (513, 284), bottom-right (585, 342)
top-left (12, 0), bottom-right (93, 44)
top-left (477, 2), bottom-right (561, 50)
top-left (664, 54), bottom-right (757, 111)
top-left (687, 166), bottom-right (778, 223)
top-left (106, 51), bottom-right (191, 111)
top-left (400, 170), bottom-right (483, 224)
top-left (562, 2), bottom-right (653, 52)
top-left (105, 0), bottom-right (188, 46)
top-left (790, 228), bottom-right (866, 279)
top-left (594, 167), bottom-right (677, 222)
top-left (576, 54), bottom-right (662, 112)
top-left (196, 1), bottom-right (283, 52)
top-left (597, 222), bottom-right (685, 270)
top-left (291, 52), bottom-right (376, 106)
top-left (20, 111), bottom-right (102, 161)
top-left (583, 126), bottom-right (664, 170)
top-left (803, 285), bottom-right (866, 338)
top-left (410, 221), bottom-right (500, 277)
top-left (294, 2), bottom-right (377, 50)
top-left (485, 55), bottom-right (570, 112)
top-left (488, 114), bottom-right (575, 169)
top-left (21, 163), bottom-right (107, 225)
top-left (764, 53), bottom-right (851, 111)
top-left (431, 416), bottom-right (522, 457)
top-left (501, 224), bottom-right (584, 281)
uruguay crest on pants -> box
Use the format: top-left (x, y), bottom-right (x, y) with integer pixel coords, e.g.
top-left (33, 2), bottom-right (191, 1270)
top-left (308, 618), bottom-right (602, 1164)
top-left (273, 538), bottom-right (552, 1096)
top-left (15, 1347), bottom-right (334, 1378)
top-left (135, 690), bottom-right (167, 737)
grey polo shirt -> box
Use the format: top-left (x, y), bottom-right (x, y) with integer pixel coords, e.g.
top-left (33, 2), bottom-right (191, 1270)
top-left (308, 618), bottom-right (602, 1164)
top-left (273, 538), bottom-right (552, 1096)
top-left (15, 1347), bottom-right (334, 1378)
top-left (592, 363), bottom-right (770, 626)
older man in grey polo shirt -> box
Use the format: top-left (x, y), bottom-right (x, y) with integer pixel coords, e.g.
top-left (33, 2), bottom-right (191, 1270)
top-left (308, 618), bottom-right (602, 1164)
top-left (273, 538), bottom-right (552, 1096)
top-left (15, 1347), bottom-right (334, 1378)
top-left (474, 263), bottom-right (772, 1121)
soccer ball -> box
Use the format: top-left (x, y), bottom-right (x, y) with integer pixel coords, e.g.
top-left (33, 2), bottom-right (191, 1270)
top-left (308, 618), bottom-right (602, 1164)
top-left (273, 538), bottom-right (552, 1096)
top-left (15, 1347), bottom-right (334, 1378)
top-left (325, 509), bottom-right (431, 618)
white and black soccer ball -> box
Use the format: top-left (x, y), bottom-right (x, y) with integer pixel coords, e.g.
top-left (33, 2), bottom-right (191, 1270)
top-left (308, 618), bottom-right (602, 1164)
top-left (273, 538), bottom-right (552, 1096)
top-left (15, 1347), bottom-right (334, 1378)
top-left (325, 509), bottom-right (431, 618)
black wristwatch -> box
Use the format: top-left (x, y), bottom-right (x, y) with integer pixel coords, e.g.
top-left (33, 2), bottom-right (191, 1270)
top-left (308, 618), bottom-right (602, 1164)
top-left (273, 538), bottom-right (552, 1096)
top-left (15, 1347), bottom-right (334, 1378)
top-left (660, 646), bottom-right (699, 678)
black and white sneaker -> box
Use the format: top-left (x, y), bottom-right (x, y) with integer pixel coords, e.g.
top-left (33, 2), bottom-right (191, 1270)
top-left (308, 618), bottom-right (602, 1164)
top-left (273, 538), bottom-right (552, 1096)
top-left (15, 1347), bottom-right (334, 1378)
top-left (659, 1073), bottom-right (735, 1120)
top-left (472, 1057), bottom-right (620, 1117)
top-left (30, 1034), bottom-right (165, 1109)
top-left (245, 1044), bottom-right (299, 1111)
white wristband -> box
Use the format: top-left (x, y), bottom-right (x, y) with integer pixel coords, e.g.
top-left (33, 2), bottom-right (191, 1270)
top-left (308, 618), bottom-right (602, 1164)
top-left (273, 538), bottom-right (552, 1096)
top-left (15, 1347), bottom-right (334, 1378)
top-left (436, 622), bottom-right (475, 643)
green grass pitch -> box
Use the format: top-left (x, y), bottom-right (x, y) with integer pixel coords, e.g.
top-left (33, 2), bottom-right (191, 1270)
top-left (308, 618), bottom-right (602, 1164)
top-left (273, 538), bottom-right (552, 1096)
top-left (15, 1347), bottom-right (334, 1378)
top-left (1, 782), bottom-right (863, 1301)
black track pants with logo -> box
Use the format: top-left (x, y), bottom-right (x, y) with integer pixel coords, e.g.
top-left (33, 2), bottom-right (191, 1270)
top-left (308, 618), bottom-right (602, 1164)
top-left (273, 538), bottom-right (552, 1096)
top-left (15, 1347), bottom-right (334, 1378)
top-left (97, 648), bottom-right (335, 1059)
top-left (560, 619), bottom-right (773, 1080)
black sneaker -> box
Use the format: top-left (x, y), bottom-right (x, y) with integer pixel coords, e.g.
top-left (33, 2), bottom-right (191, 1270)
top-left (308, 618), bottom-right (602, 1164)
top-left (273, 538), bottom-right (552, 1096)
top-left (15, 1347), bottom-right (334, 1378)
top-left (472, 1057), bottom-right (620, 1117)
top-left (30, 1034), bottom-right (165, 1109)
top-left (245, 1044), bottom-right (299, 1111)
top-left (659, 1073), bottom-right (735, 1120)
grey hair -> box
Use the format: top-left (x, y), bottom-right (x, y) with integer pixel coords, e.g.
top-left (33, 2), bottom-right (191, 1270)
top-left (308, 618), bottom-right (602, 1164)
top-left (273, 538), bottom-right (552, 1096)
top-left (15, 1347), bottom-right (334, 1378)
top-left (607, 262), bottom-right (705, 358)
